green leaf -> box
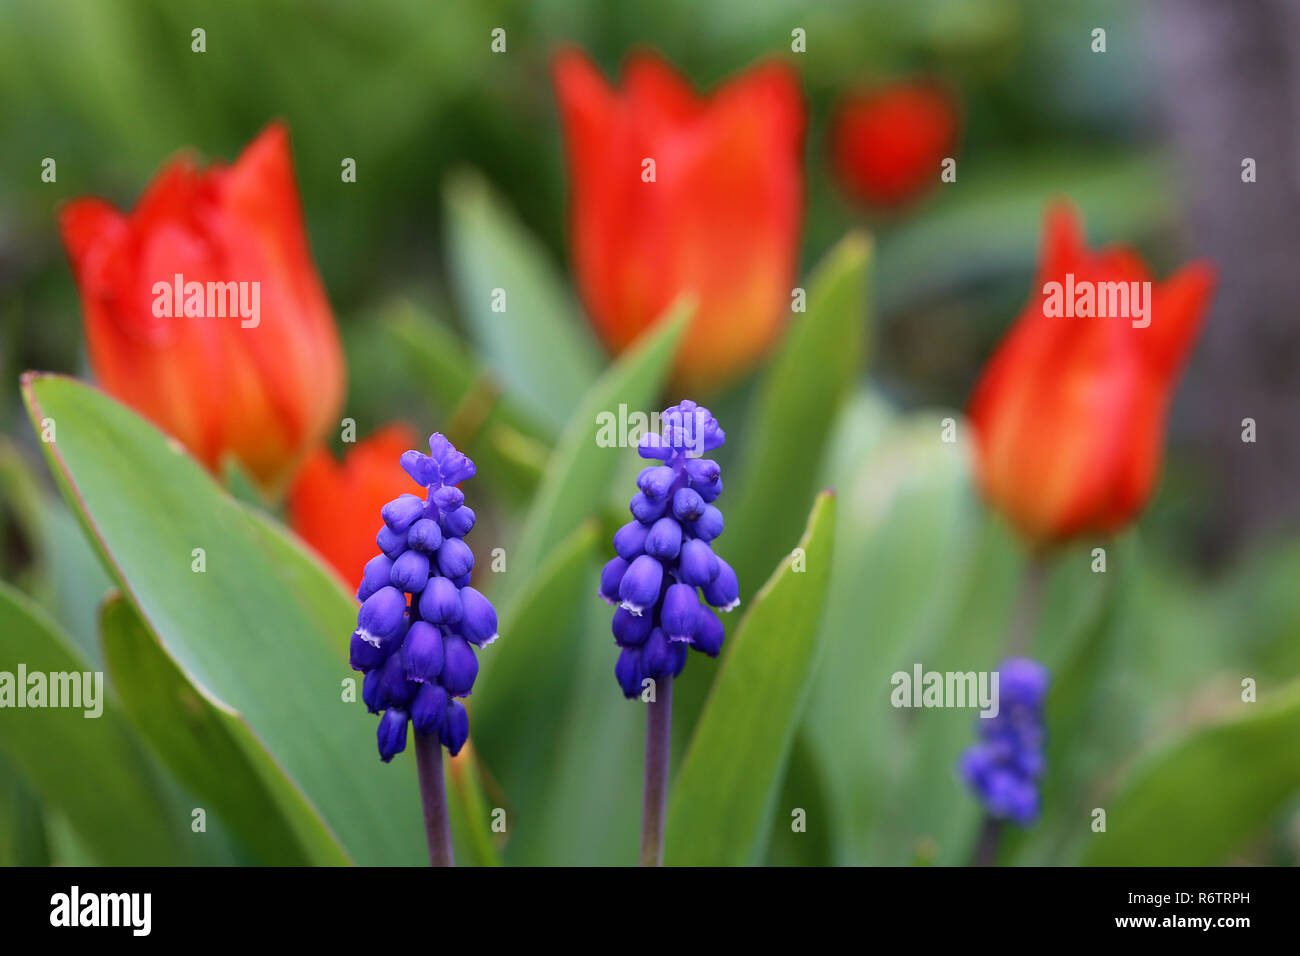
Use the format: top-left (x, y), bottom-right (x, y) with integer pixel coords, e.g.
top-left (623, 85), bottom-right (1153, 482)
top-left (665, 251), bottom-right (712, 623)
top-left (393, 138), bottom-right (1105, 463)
top-left (0, 580), bottom-right (193, 864)
top-left (474, 520), bottom-right (599, 745)
top-left (22, 373), bottom-right (425, 864)
top-left (384, 300), bottom-right (551, 498)
top-left (445, 750), bottom-right (503, 867)
top-left (1082, 677), bottom-right (1300, 866)
top-left (727, 232), bottom-right (870, 616)
top-left (665, 490), bottom-right (838, 865)
top-left (99, 593), bottom-right (350, 865)
top-left (504, 302), bottom-right (691, 602)
top-left (444, 169), bottom-right (603, 430)
top-left (470, 520), bottom-right (600, 853)
top-left (799, 395), bottom-right (987, 864)
top-left (0, 753), bottom-right (51, 865)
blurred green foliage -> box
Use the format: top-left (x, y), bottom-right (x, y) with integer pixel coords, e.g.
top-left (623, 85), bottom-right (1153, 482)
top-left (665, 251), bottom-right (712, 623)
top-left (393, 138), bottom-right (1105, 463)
top-left (1, 0), bottom-right (1297, 867)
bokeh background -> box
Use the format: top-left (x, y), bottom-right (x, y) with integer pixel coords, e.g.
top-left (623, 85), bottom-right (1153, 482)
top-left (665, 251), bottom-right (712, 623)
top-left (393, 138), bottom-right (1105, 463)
top-left (2, 0), bottom-right (1299, 866)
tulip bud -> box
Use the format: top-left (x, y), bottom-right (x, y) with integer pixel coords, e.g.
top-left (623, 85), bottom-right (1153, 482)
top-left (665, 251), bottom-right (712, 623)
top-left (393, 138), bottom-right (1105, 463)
top-left (967, 204), bottom-right (1215, 545)
top-left (60, 123), bottom-right (344, 489)
top-left (830, 80), bottom-right (959, 210)
top-left (553, 51), bottom-right (805, 391)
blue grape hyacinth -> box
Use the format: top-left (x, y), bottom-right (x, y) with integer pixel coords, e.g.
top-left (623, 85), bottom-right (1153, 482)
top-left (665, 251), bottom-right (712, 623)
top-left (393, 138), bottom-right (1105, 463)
top-left (351, 434), bottom-right (498, 762)
top-left (959, 657), bottom-right (1049, 825)
top-left (601, 401), bottom-right (739, 698)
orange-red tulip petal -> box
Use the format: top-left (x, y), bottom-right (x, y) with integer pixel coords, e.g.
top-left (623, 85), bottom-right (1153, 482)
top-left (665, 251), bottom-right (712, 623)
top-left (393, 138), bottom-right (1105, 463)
top-left (60, 123), bottom-right (345, 489)
top-left (288, 424), bottom-right (421, 588)
top-left (830, 80), bottom-right (959, 209)
top-left (553, 49), bottom-right (805, 391)
top-left (968, 203), bottom-right (1215, 545)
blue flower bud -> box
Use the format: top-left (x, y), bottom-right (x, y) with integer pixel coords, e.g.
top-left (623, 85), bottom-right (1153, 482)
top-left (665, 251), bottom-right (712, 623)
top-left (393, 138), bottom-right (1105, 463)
top-left (637, 465), bottom-right (676, 499)
top-left (404, 621), bottom-right (444, 682)
top-left (440, 635), bottom-right (479, 697)
top-left (630, 491), bottom-right (668, 523)
top-left (641, 628), bottom-right (675, 679)
top-left (690, 505), bottom-right (724, 542)
top-left (615, 648), bottom-right (644, 698)
top-left (411, 682), bottom-right (448, 736)
top-left (401, 448), bottom-right (437, 485)
top-left (440, 700), bottom-right (469, 756)
top-left (670, 640), bottom-right (688, 677)
top-left (603, 403), bottom-right (737, 696)
top-left (382, 494), bottom-right (426, 533)
top-left (684, 458), bottom-right (720, 486)
top-left (960, 658), bottom-right (1050, 826)
top-left (432, 485), bottom-right (464, 513)
top-left (661, 583), bottom-right (701, 642)
top-left (695, 476), bottom-right (723, 503)
top-left (379, 651), bottom-right (414, 707)
top-left (377, 708), bottom-right (409, 762)
top-left (612, 605), bottom-right (654, 647)
top-left (644, 516), bottom-right (682, 559)
top-left (376, 524), bottom-right (407, 559)
top-left (357, 553), bottom-right (394, 602)
top-left (672, 487), bottom-right (705, 522)
top-left (351, 432), bottom-right (498, 760)
top-left (619, 554), bottom-right (663, 616)
top-left (418, 575), bottom-right (462, 625)
top-left (459, 587), bottom-right (498, 646)
top-left (599, 556), bottom-right (629, 605)
top-left (613, 520), bottom-right (650, 560)
top-left (637, 433), bottom-right (673, 460)
top-left (407, 518), bottom-right (443, 554)
top-left (350, 632), bottom-right (387, 671)
top-left (390, 549), bottom-right (430, 593)
top-left (436, 537), bottom-right (474, 579)
top-left (441, 505), bottom-right (476, 538)
top-left (702, 556), bottom-right (740, 611)
top-left (357, 586), bottom-right (406, 645)
top-left (694, 605), bottom-right (725, 657)
top-left (362, 668), bottom-right (385, 713)
top-left (678, 538), bottom-right (720, 586)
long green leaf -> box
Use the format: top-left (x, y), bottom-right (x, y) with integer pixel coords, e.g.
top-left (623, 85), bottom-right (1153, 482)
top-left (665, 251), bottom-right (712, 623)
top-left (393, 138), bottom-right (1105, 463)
top-left (0, 580), bottom-right (193, 864)
top-left (505, 303), bottom-right (690, 602)
top-left (1082, 677), bottom-right (1300, 865)
top-left (22, 373), bottom-right (425, 864)
top-left (727, 233), bottom-right (870, 597)
top-left (665, 491), bottom-right (837, 865)
top-left (444, 169), bottom-right (603, 430)
top-left (100, 593), bottom-right (350, 865)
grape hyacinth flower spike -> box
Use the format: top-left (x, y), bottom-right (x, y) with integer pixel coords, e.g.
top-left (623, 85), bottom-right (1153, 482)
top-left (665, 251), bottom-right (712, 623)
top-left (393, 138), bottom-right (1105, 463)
top-left (601, 400), bottom-right (739, 865)
top-left (350, 432), bottom-right (499, 866)
top-left (960, 658), bottom-right (1049, 845)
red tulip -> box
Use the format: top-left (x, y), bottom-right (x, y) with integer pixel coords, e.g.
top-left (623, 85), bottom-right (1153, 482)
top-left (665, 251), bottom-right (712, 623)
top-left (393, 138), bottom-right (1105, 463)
top-left (830, 80), bottom-right (959, 209)
top-left (968, 203), bottom-right (1215, 545)
top-left (288, 425), bottom-right (419, 586)
top-left (60, 123), bottom-right (345, 489)
top-left (552, 50), bottom-right (805, 391)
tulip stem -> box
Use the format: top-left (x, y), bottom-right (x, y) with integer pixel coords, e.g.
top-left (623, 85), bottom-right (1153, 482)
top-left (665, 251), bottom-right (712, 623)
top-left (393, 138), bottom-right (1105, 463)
top-left (414, 732), bottom-right (455, 867)
top-left (1005, 552), bottom-right (1049, 658)
top-left (971, 553), bottom-right (1050, 866)
top-left (641, 675), bottom-right (673, 866)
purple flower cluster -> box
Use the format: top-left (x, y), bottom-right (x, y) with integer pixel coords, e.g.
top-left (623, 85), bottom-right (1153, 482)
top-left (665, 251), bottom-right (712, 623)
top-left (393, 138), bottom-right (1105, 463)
top-left (959, 657), bottom-right (1049, 825)
top-left (600, 401), bottom-right (740, 698)
top-left (350, 434), bottom-right (498, 762)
